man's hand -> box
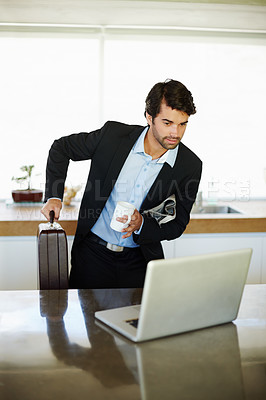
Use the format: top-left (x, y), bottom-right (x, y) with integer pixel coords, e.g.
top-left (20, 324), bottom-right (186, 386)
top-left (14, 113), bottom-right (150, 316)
top-left (117, 209), bottom-right (143, 239)
top-left (41, 199), bottom-right (62, 221)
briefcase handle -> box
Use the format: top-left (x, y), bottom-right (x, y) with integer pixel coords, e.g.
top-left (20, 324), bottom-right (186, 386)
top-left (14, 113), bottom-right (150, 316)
top-left (38, 210), bottom-right (64, 233)
top-left (49, 210), bottom-right (55, 224)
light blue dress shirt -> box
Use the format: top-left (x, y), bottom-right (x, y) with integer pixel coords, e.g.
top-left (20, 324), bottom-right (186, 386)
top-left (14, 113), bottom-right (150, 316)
top-left (91, 127), bottom-right (178, 248)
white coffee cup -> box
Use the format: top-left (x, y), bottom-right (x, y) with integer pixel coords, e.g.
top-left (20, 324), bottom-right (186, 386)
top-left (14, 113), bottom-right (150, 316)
top-left (110, 201), bottom-right (135, 232)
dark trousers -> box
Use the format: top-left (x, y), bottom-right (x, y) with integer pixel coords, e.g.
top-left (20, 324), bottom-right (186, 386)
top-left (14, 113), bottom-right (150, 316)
top-left (69, 234), bottom-right (147, 289)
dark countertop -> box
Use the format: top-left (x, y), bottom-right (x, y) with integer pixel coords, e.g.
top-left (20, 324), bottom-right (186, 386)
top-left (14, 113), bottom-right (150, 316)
top-left (0, 285), bottom-right (266, 399)
top-left (0, 199), bottom-right (266, 236)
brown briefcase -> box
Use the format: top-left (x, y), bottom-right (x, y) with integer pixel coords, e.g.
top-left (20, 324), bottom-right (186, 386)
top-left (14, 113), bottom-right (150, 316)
top-left (38, 210), bottom-right (69, 290)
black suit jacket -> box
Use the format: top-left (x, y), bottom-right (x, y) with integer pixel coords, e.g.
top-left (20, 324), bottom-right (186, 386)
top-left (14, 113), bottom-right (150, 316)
top-left (45, 121), bottom-right (202, 262)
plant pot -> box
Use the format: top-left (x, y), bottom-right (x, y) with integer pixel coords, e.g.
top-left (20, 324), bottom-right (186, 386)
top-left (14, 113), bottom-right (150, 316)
top-left (12, 190), bottom-right (43, 203)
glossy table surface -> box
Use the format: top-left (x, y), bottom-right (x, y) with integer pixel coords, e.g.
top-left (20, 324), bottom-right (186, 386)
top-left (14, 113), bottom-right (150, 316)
top-left (1, 285), bottom-right (266, 400)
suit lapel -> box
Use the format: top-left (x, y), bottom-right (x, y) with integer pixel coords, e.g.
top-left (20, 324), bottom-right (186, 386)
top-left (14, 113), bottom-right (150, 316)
top-left (101, 126), bottom-right (143, 198)
top-left (140, 143), bottom-right (185, 211)
top-left (140, 162), bottom-right (174, 211)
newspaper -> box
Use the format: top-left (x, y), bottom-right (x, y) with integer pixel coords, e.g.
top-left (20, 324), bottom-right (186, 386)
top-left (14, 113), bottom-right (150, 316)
top-left (143, 194), bottom-right (176, 226)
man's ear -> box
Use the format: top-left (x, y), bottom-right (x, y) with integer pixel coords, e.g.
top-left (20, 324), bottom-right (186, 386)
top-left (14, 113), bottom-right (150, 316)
top-left (145, 111), bottom-right (152, 126)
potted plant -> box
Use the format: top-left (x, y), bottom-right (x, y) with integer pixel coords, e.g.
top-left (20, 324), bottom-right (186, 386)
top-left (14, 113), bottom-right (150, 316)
top-left (12, 165), bottom-right (43, 203)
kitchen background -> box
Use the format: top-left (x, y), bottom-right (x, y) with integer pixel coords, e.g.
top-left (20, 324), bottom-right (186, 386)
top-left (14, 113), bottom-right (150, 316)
top-left (1, 0), bottom-right (266, 203)
top-left (1, 1), bottom-right (266, 290)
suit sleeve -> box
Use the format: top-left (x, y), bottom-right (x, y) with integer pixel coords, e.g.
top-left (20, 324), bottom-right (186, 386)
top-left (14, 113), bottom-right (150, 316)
top-left (44, 126), bottom-right (105, 201)
top-left (134, 161), bottom-right (202, 244)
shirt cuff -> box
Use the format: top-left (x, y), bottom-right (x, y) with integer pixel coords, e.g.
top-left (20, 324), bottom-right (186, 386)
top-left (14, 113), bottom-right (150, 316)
top-left (134, 216), bottom-right (144, 235)
top-left (47, 197), bottom-right (62, 202)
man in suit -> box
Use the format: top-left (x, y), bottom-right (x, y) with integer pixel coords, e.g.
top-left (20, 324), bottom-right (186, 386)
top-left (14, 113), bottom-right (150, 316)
top-left (41, 79), bottom-right (202, 289)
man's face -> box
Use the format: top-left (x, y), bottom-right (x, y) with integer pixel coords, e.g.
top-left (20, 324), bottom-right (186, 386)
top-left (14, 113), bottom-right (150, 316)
top-left (146, 101), bottom-right (189, 151)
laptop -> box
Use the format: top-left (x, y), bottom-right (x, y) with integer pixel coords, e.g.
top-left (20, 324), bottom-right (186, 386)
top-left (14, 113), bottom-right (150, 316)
top-left (95, 248), bottom-right (252, 342)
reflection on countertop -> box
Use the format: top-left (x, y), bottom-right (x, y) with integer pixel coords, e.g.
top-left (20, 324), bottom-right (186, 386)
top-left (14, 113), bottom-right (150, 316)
top-left (0, 285), bottom-right (266, 399)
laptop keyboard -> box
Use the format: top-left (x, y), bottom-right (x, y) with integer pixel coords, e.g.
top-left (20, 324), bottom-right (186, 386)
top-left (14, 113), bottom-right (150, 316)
top-left (125, 318), bottom-right (139, 328)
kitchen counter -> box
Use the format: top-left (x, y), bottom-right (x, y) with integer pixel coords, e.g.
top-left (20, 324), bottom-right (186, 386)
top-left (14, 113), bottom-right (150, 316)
top-left (0, 285), bottom-right (266, 399)
top-left (0, 200), bottom-right (79, 236)
top-left (0, 199), bottom-right (266, 236)
top-left (188, 200), bottom-right (266, 234)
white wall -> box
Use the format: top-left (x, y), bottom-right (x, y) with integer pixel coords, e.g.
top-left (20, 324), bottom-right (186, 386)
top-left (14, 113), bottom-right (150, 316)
top-left (1, 233), bottom-right (265, 290)
top-left (0, 236), bottom-right (74, 290)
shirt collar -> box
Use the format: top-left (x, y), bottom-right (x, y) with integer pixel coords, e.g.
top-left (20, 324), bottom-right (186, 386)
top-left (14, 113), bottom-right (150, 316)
top-left (133, 126), bottom-right (178, 168)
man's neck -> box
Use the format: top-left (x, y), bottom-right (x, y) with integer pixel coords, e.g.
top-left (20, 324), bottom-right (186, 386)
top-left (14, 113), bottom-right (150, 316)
top-left (144, 129), bottom-right (167, 160)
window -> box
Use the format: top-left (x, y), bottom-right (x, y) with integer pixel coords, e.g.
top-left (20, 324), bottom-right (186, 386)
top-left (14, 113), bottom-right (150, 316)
top-left (1, 28), bottom-right (265, 200)
top-left (0, 33), bottom-right (100, 199)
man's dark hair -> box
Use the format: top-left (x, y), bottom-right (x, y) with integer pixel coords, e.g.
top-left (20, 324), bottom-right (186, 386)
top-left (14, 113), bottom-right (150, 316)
top-left (145, 79), bottom-right (196, 120)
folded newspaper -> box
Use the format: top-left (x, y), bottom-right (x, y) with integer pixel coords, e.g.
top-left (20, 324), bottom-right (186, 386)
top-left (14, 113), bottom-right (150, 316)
top-left (143, 194), bottom-right (176, 226)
